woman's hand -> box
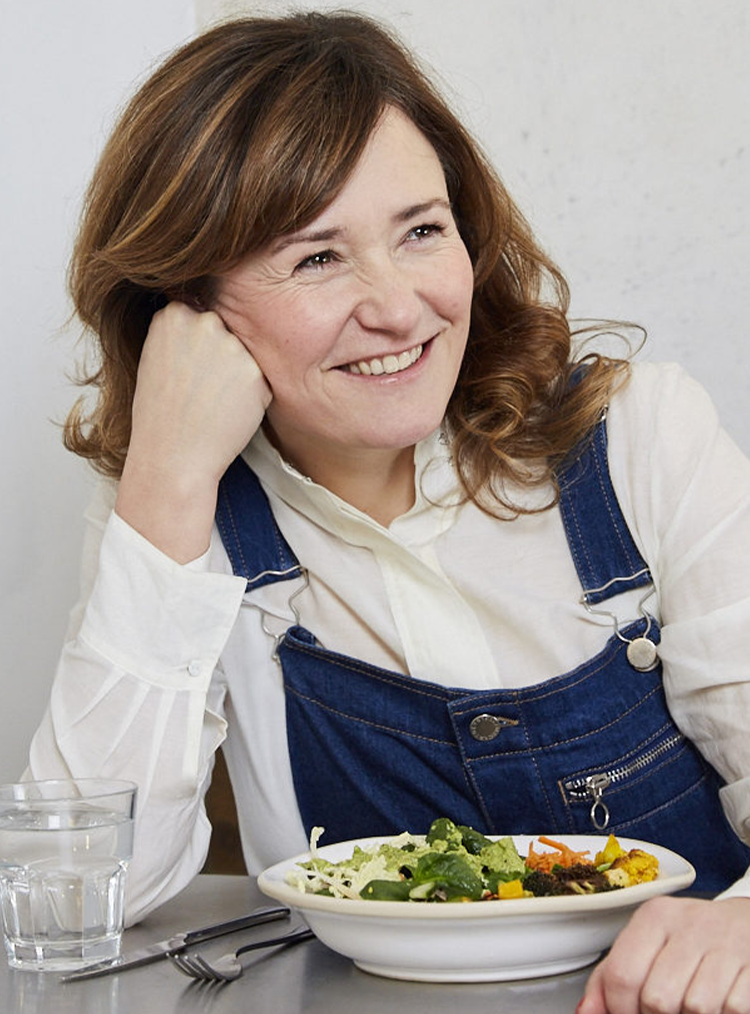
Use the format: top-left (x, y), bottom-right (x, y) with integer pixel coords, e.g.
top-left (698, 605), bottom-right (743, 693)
top-left (579, 896), bottom-right (750, 1014)
top-left (115, 301), bottom-right (272, 562)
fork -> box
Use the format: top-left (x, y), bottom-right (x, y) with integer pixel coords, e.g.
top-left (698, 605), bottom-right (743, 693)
top-left (169, 926), bottom-right (314, 983)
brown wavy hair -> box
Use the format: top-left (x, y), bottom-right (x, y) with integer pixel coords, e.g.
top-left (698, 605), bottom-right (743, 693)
top-left (64, 10), bottom-right (629, 512)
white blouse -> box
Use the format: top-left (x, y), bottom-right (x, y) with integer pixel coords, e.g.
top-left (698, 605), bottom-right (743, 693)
top-left (27, 361), bottom-right (750, 922)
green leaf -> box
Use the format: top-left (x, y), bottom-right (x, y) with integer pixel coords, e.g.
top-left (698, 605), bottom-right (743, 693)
top-left (359, 879), bottom-right (413, 901)
top-left (425, 817), bottom-right (463, 850)
top-left (411, 852), bottom-right (484, 900)
top-left (457, 824), bottom-right (493, 855)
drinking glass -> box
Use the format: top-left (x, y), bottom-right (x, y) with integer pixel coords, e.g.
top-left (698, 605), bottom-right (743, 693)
top-left (0, 778), bottom-right (137, 971)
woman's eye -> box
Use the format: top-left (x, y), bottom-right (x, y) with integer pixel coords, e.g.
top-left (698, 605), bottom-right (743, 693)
top-left (406, 223), bottom-right (445, 242)
top-left (295, 249), bottom-right (337, 271)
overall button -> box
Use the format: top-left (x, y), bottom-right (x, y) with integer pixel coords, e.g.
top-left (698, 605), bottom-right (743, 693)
top-left (469, 713), bottom-right (519, 741)
top-left (626, 636), bottom-right (659, 671)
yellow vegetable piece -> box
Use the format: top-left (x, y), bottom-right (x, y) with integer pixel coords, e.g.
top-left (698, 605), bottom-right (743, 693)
top-left (609, 849), bottom-right (659, 885)
top-left (497, 879), bottom-right (524, 899)
top-left (595, 833), bottom-right (626, 867)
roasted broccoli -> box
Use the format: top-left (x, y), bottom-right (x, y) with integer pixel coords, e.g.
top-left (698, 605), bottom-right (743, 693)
top-left (524, 863), bottom-right (618, 897)
top-left (522, 870), bottom-right (570, 897)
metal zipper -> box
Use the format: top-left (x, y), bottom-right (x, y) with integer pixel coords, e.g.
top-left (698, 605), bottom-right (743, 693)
top-left (563, 731), bottom-right (684, 830)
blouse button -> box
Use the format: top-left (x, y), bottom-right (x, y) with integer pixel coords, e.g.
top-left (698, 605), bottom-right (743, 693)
top-left (187, 660), bottom-right (202, 677)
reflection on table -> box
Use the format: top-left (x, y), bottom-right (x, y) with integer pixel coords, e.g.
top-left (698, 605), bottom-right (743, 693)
top-left (0, 875), bottom-right (595, 1014)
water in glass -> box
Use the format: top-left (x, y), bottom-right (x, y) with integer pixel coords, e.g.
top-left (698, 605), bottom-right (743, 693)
top-left (0, 781), bottom-right (135, 971)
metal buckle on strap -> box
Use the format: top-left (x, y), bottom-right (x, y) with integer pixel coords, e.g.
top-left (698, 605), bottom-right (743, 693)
top-left (245, 569), bottom-right (309, 662)
top-left (580, 572), bottom-right (659, 672)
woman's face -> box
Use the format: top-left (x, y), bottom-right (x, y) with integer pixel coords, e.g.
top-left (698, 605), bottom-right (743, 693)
top-left (214, 106), bottom-right (474, 478)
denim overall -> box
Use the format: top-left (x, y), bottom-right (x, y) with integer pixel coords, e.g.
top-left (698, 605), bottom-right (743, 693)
top-left (216, 421), bottom-right (750, 892)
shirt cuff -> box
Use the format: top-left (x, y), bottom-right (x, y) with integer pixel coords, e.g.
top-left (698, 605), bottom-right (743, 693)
top-left (716, 868), bottom-right (750, 900)
top-left (78, 510), bottom-right (246, 689)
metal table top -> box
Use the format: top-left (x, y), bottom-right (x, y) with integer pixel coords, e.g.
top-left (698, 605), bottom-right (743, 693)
top-left (1, 875), bottom-right (594, 1013)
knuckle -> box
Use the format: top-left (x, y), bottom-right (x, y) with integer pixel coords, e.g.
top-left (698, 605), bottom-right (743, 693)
top-left (629, 894), bottom-right (680, 931)
top-left (639, 991), bottom-right (676, 1014)
top-left (640, 894), bottom-right (678, 917)
top-left (195, 307), bottom-right (223, 331)
top-left (601, 961), bottom-right (632, 994)
top-left (163, 300), bottom-right (190, 319)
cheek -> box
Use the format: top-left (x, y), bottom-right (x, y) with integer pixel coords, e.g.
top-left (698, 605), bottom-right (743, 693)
top-left (439, 249), bottom-right (475, 319)
top-left (222, 297), bottom-right (298, 360)
top-left (235, 302), bottom-right (341, 385)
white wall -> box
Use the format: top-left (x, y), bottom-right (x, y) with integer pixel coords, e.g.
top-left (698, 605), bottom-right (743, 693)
top-left (0, 1), bottom-right (195, 779)
top-left (205, 0), bottom-right (749, 425)
top-left (2, 0), bottom-right (748, 779)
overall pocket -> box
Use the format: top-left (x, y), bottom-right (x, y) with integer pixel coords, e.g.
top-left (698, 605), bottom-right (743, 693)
top-left (559, 723), bottom-right (702, 834)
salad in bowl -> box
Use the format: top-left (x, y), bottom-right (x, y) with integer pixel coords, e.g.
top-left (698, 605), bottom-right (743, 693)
top-left (258, 818), bottom-right (695, 981)
top-left (287, 816), bottom-right (661, 903)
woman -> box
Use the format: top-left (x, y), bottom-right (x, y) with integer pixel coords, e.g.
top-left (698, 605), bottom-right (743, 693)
top-left (29, 12), bottom-right (750, 1012)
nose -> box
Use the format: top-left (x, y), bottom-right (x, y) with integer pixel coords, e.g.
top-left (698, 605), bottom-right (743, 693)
top-left (352, 256), bottom-right (421, 335)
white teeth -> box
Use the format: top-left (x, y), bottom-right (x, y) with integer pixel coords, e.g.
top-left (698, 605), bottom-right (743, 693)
top-left (346, 343), bottom-right (424, 376)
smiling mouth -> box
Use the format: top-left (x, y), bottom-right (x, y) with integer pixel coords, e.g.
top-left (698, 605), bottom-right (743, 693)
top-left (340, 342), bottom-right (424, 376)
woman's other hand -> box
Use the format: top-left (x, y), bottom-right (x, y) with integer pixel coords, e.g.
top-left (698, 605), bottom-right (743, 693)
top-left (115, 301), bottom-right (272, 562)
top-left (579, 896), bottom-right (750, 1014)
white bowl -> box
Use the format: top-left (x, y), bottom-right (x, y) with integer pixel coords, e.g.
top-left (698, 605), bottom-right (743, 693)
top-left (258, 833), bottom-right (695, 982)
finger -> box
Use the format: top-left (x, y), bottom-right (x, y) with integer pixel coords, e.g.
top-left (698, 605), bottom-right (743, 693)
top-left (579, 948), bottom-right (648, 1014)
top-left (639, 900), bottom-right (750, 1014)
top-left (583, 898), bottom-right (750, 1014)
top-left (725, 965), bottom-right (750, 1014)
top-left (637, 960), bottom-right (702, 1014)
top-left (592, 903), bottom-right (673, 1014)
top-left (677, 952), bottom-right (743, 1014)
top-left (578, 958), bottom-right (608, 1014)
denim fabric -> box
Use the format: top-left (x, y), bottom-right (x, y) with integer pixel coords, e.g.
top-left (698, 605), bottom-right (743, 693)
top-left (216, 457), bottom-right (302, 592)
top-left (217, 424), bottom-right (750, 892)
top-left (557, 420), bottom-right (653, 604)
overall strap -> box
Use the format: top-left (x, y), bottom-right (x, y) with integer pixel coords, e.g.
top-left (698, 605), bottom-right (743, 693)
top-left (217, 420), bottom-right (648, 604)
top-left (215, 456), bottom-right (302, 590)
top-left (556, 415), bottom-right (652, 605)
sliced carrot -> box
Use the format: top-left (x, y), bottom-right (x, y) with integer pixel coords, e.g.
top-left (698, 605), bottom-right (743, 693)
top-left (537, 835), bottom-right (591, 861)
top-left (526, 836), bottom-right (592, 871)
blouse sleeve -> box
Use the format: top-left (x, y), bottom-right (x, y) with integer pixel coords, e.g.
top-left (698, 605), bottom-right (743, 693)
top-left (607, 361), bottom-right (750, 895)
top-left (26, 480), bottom-right (247, 923)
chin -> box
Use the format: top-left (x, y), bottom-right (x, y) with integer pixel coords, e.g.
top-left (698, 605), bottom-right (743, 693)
top-left (363, 416), bottom-right (446, 452)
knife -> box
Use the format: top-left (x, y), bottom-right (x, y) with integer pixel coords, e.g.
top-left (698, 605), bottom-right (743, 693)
top-left (60, 904), bottom-right (290, 981)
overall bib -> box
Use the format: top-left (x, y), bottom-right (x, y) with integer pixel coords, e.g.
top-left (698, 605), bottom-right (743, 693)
top-left (216, 420), bottom-right (750, 892)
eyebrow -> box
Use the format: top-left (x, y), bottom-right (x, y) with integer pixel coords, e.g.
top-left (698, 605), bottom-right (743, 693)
top-left (271, 198), bottom-right (452, 253)
top-left (394, 198), bottom-right (452, 223)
